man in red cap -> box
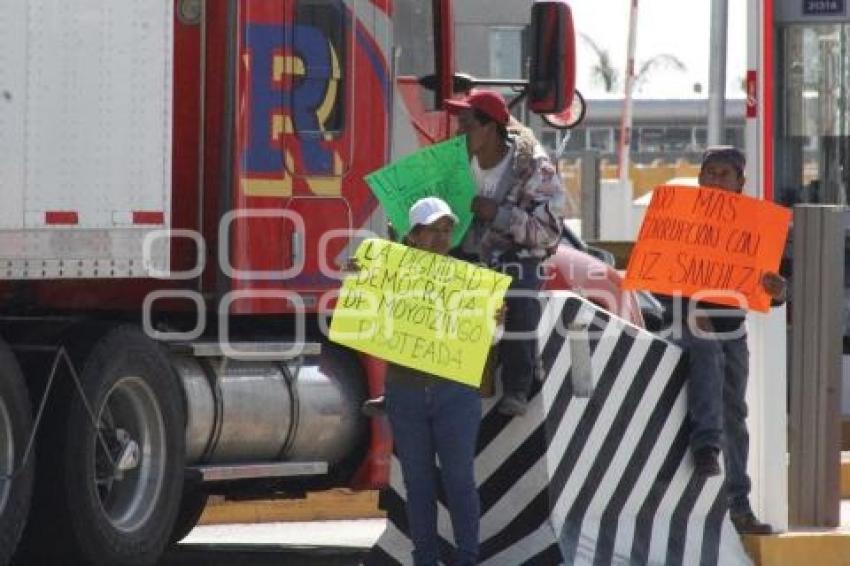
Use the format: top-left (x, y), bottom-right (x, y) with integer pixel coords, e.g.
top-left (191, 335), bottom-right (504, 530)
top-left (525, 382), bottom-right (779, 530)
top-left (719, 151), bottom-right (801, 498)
top-left (446, 89), bottom-right (567, 416)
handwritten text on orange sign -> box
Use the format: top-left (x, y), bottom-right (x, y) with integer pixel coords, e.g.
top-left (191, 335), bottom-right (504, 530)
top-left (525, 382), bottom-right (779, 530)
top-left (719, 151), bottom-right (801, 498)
top-left (623, 185), bottom-right (791, 312)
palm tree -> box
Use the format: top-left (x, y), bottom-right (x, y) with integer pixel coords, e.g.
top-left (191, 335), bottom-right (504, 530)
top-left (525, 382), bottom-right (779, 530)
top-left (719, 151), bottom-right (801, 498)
top-left (580, 34), bottom-right (686, 94)
top-left (581, 34), bottom-right (619, 93)
top-left (633, 54), bottom-right (687, 92)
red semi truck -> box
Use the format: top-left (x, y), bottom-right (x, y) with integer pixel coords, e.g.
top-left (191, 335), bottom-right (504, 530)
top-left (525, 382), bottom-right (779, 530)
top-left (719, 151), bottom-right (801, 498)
top-left (0, 1), bottom-right (642, 564)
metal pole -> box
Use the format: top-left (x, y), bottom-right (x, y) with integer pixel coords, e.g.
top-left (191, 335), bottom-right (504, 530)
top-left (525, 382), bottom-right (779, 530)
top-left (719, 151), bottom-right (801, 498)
top-left (789, 205), bottom-right (845, 527)
top-left (579, 151), bottom-right (601, 240)
top-left (617, 0), bottom-right (639, 183)
top-left (707, 0), bottom-right (728, 146)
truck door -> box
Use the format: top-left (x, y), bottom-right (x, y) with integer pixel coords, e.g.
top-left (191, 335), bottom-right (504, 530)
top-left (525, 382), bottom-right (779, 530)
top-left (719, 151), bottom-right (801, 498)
top-left (230, 0), bottom-right (389, 313)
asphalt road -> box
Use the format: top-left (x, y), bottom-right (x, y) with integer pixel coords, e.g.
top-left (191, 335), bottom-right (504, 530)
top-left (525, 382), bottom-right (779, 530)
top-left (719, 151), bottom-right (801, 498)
top-left (161, 545), bottom-right (368, 566)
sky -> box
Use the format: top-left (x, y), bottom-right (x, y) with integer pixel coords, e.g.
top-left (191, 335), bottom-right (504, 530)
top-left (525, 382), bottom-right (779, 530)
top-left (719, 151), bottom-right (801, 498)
top-left (569, 0), bottom-right (748, 99)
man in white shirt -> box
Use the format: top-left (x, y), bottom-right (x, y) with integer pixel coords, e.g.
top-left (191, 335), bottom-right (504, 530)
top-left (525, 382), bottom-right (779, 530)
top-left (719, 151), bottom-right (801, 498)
top-left (446, 89), bottom-right (567, 416)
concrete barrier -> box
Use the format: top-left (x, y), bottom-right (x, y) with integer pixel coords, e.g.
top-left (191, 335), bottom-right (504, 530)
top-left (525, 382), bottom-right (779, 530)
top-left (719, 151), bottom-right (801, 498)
top-left (366, 292), bottom-right (751, 565)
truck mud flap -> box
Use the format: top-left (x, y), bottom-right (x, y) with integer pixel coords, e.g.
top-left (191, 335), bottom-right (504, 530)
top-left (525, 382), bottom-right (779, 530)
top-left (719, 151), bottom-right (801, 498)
top-left (365, 291), bottom-right (751, 565)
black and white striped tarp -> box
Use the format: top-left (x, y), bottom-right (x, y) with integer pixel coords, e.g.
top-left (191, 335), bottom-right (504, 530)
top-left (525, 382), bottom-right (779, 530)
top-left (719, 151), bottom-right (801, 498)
top-left (365, 292), bottom-right (752, 565)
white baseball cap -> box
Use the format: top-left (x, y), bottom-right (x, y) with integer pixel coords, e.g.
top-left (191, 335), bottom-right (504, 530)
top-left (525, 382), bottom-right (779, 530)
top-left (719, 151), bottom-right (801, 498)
top-left (408, 197), bottom-right (459, 228)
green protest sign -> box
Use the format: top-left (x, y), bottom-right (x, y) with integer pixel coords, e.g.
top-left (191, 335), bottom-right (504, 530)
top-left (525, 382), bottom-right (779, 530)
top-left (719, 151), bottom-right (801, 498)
top-left (365, 136), bottom-right (476, 247)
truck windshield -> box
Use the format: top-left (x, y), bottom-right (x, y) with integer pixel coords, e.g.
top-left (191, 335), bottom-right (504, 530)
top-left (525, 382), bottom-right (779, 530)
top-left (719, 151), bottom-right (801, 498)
top-left (393, 0), bottom-right (437, 109)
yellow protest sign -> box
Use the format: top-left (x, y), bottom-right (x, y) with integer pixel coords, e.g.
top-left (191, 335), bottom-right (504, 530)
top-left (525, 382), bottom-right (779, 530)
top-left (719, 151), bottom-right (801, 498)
top-left (623, 185), bottom-right (791, 312)
top-left (329, 239), bottom-right (512, 387)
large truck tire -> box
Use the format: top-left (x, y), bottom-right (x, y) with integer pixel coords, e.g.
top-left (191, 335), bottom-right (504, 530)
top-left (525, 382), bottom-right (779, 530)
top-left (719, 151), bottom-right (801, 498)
top-left (16, 326), bottom-right (185, 565)
top-left (168, 481), bottom-right (208, 544)
top-left (0, 342), bottom-right (33, 566)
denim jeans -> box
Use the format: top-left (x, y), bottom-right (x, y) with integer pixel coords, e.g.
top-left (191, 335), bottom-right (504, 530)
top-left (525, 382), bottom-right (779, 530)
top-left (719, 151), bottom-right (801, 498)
top-left (679, 324), bottom-right (752, 513)
top-left (385, 379), bottom-right (482, 566)
top-left (499, 258), bottom-right (544, 397)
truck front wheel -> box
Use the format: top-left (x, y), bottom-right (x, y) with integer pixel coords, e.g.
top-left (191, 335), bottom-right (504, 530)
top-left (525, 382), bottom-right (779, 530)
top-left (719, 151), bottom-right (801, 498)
top-left (0, 342), bottom-right (33, 566)
top-left (66, 327), bottom-right (186, 565)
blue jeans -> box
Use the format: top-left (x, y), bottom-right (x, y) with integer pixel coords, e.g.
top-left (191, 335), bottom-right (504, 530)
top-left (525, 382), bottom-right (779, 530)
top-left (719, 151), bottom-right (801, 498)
top-left (679, 324), bottom-right (752, 513)
top-left (385, 379), bottom-right (481, 566)
top-left (500, 259), bottom-right (543, 397)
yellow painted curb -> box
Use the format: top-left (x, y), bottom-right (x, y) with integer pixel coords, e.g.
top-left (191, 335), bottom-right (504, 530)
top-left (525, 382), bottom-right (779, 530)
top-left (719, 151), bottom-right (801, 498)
top-left (198, 489), bottom-right (385, 525)
top-left (743, 531), bottom-right (850, 566)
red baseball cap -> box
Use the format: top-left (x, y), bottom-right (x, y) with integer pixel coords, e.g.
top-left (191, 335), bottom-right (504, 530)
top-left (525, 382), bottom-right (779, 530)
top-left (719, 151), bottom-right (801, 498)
top-left (445, 89), bottom-right (510, 126)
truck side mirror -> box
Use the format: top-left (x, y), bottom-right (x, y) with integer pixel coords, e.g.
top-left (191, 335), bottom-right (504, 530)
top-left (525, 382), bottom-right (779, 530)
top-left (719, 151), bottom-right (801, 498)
top-left (528, 0), bottom-right (576, 115)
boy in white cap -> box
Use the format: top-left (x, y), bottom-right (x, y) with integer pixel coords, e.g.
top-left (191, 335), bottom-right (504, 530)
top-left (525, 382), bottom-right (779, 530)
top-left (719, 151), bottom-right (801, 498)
top-left (380, 197), bottom-right (482, 566)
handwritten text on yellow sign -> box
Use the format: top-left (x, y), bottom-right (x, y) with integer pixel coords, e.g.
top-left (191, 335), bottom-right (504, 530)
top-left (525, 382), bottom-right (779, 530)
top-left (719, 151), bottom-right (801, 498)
top-left (329, 239), bottom-right (511, 387)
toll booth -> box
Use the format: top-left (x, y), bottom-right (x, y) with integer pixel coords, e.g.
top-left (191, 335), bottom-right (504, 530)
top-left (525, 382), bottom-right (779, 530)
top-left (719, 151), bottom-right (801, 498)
top-left (747, 0), bottom-right (850, 530)
top-left (770, 1), bottom-right (850, 435)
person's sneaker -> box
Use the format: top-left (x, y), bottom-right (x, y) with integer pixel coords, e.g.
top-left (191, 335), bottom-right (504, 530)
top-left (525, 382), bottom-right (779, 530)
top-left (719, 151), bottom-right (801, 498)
top-left (361, 395), bottom-right (385, 417)
top-left (730, 510), bottom-right (773, 535)
top-left (497, 392), bottom-right (528, 416)
top-left (692, 446), bottom-right (721, 477)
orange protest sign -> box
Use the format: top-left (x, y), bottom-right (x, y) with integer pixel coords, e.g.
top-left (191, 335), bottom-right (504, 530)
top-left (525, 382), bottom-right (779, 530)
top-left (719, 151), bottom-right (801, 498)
top-left (623, 185), bottom-right (791, 312)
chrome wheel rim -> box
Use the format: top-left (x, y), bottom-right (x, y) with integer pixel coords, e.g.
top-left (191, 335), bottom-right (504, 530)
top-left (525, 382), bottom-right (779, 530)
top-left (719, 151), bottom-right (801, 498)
top-left (92, 376), bottom-right (166, 533)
